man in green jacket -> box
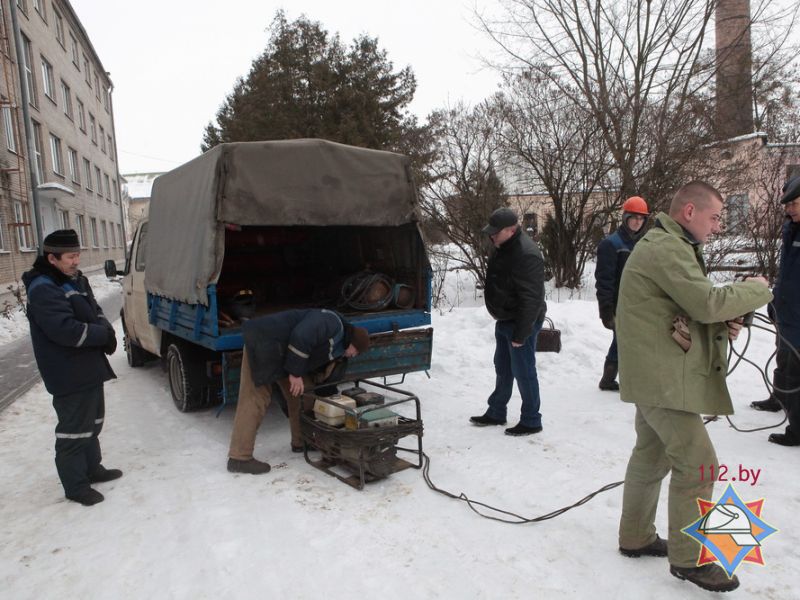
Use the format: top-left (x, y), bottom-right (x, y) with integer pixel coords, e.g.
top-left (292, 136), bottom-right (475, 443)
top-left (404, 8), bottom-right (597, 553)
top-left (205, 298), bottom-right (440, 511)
top-left (616, 181), bottom-right (771, 593)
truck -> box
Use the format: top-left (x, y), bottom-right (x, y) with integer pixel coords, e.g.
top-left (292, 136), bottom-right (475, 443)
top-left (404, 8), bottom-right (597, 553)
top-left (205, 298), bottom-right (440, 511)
top-left (106, 139), bottom-right (433, 413)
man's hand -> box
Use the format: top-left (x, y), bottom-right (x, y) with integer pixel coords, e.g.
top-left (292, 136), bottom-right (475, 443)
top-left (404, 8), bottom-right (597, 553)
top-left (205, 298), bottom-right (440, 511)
top-left (103, 321), bottom-right (117, 355)
top-left (745, 276), bottom-right (769, 287)
top-left (288, 374), bottom-right (304, 396)
top-left (726, 317), bottom-right (744, 342)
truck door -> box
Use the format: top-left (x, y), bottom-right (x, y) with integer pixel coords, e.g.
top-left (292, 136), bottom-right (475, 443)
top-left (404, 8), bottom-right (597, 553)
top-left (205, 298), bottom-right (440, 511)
top-left (126, 221), bottom-right (161, 355)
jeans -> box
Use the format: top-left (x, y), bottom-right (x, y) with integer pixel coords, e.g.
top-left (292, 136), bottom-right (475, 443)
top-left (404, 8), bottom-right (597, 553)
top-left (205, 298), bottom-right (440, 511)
top-left (485, 319), bottom-right (543, 428)
top-left (606, 331), bottom-right (618, 363)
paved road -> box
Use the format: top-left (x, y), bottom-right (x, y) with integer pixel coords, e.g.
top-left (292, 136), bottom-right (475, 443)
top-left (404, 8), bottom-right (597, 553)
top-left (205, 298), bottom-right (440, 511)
top-left (0, 291), bottom-right (123, 413)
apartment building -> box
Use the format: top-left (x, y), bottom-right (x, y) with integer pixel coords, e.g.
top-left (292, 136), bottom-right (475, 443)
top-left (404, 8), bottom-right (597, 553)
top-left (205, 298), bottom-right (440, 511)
top-left (0, 0), bottom-right (124, 293)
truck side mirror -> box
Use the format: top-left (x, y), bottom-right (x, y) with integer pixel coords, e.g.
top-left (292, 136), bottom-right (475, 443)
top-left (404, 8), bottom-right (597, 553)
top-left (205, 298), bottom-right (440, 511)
top-left (104, 259), bottom-right (121, 278)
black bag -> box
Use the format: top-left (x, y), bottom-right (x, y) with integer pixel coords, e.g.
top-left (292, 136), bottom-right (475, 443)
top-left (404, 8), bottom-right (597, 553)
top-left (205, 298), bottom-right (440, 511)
top-left (536, 317), bottom-right (561, 353)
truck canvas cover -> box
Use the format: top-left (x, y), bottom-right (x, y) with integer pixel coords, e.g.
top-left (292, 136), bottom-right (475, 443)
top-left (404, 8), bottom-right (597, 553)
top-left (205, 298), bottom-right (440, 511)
top-left (145, 139), bottom-right (420, 306)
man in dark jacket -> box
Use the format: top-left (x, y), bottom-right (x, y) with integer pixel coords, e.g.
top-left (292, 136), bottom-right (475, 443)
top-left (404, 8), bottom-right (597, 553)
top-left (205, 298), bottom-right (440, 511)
top-left (470, 207), bottom-right (547, 436)
top-left (23, 229), bottom-right (119, 506)
top-left (594, 196), bottom-right (649, 391)
top-left (227, 308), bottom-right (370, 474)
top-left (753, 175), bottom-right (800, 446)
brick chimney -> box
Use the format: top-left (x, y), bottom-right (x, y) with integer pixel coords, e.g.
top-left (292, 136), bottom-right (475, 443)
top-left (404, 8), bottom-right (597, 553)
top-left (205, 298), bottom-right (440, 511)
top-left (715, 0), bottom-right (754, 139)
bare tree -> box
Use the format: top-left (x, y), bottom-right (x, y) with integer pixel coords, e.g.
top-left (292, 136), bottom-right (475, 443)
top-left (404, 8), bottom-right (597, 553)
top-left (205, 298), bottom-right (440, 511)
top-left (420, 102), bottom-right (507, 287)
top-left (477, 0), bottom-right (720, 210)
top-left (496, 71), bottom-right (616, 287)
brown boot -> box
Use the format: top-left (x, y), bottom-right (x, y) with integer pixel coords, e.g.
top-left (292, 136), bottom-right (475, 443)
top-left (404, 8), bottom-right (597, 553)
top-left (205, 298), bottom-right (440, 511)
top-left (599, 360), bottom-right (620, 391)
top-left (670, 564), bottom-right (739, 592)
top-left (227, 457), bottom-right (271, 474)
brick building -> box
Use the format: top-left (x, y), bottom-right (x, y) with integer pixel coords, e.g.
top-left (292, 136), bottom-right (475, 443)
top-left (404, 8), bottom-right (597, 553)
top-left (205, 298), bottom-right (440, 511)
top-left (0, 0), bottom-right (125, 296)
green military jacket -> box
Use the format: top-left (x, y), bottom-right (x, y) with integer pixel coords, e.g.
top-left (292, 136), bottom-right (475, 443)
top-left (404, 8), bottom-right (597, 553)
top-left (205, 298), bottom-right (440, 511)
top-left (617, 212), bottom-right (773, 415)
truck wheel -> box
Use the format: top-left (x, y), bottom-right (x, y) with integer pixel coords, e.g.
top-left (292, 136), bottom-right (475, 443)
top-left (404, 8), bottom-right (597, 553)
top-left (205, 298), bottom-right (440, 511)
top-left (125, 334), bottom-right (148, 368)
top-left (166, 342), bottom-right (205, 412)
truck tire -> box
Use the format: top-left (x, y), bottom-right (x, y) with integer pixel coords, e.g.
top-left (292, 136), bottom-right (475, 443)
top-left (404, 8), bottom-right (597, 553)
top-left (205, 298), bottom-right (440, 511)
top-left (166, 342), bottom-right (205, 412)
top-left (125, 334), bottom-right (148, 368)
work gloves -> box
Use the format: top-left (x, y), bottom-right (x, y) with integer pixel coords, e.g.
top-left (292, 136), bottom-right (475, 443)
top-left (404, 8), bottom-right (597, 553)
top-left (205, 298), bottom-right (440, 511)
top-left (599, 305), bottom-right (615, 330)
top-left (101, 319), bottom-right (117, 355)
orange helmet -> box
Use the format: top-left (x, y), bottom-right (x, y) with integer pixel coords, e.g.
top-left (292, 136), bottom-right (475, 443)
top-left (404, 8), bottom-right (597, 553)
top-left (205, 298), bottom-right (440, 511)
top-left (622, 196), bottom-right (649, 215)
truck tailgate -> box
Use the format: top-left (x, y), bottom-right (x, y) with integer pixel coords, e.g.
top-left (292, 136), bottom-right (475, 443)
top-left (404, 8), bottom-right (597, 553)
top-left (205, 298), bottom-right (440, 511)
top-left (344, 328), bottom-right (432, 380)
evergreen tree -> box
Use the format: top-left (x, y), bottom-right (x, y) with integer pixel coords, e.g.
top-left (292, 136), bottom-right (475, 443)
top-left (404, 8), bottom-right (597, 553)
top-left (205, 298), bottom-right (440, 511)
top-left (202, 11), bottom-right (423, 160)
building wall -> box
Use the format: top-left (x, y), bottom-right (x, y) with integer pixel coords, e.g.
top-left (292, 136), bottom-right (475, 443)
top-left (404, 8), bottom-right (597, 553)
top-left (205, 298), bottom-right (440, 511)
top-left (0, 0), bottom-right (124, 293)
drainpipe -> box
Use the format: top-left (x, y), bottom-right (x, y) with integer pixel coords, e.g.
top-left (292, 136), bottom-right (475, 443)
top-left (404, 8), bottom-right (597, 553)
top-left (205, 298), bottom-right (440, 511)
top-left (8, 1), bottom-right (44, 251)
top-left (106, 78), bottom-right (127, 246)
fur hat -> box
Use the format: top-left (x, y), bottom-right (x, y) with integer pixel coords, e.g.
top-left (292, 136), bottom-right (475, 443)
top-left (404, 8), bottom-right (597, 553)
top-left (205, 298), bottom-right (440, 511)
top-left (43, 229), bottom-right (80, 254)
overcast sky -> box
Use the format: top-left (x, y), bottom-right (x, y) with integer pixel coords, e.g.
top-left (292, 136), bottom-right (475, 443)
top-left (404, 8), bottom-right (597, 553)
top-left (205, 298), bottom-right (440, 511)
top-left (68, 0), bottom-right (503, 175)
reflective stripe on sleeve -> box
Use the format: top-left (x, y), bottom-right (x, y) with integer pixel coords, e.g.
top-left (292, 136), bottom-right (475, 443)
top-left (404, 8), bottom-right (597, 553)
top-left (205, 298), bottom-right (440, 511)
top-left (94, 418), bottom-right (104, 424)
top-left (75, 323), bottom-right (88, 347)
top-left (55, 431), bottom-right (94, 439)
top-left (288, 344), bottom-right (309, 359)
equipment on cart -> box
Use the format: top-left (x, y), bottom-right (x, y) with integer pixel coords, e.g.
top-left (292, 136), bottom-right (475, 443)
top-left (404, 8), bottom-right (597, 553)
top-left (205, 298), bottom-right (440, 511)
top-left (299, 381), bottom-right (423, 490)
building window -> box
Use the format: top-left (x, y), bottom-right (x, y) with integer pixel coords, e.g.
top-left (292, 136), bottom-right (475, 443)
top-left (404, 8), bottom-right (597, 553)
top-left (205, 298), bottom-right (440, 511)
top-left (89, 113), bottom-right (96, 144)
top-left (99, 125), bottom-right (106, 153)
top-left (94, 72), bottom-right (100, 100)
top-left (103, 88), bottom-right (110, 112)
top-left (41, 57), bottom-right (55, 102)
top-left (16, 1), bottom-right (28, 16)
top-left (67, 148), bottom-right (79, 183)
top-left (75, 214), bottom-right (86, 247)
top-left (13, 201), bottom-right (33, 250)
top-left (58, 209), bottom-right (69, 230)
top-left (724, 194), bottom-right (749, 235)
top-left (54, 9), bottom-right (64, 46)
top-left (83, 54), bottom-right (90, 85)
top-left (2, 107), bottom-right (17, 153)
top-left (90, 217), bottom-right (99, 247)
top-left (95, 165), bottom-right (102, 195)
top-left (101, 220), bottom-right (108, 247)
top-left (76, 98), bottom-right (85, 131)
top-left (60, 80), bottom-right (72, 119)
top-left (110, 222), bottom-right (116, 247)
top-left (33, 0), bottom-right (46, 21)
top-left (0, 214), bottom-right (6, 251)
top-left (104, 174), bottom-right (111, 199)
top-left (83, 158), bottom-right (92, 190)
top-left (49, 133), bottom-right (63, 175)
top-left (107, 134), bottom-right (114, 161)
top-left (31, 121), bottom-right (44, 183)
top-left (69, 32), bottom-right (79, 68)
top-left (22, 35), bottom-right (38, 108)
top-left (117, 223), bottom-right (123, 247)
top-left (112, 179), bottom-right (118, 203)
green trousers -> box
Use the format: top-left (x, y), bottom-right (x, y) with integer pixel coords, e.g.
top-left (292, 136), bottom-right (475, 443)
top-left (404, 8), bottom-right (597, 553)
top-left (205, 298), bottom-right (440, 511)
top-left (618, 405), bottom-right (717, 568)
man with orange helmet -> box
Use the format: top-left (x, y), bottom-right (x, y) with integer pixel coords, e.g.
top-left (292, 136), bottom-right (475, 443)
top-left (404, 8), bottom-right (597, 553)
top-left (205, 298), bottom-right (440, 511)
top-left (594, 196), bottom-right (649, 391)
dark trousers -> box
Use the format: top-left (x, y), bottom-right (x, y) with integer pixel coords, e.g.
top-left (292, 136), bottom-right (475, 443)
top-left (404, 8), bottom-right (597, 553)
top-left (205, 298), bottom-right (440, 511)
top-left (486, 319), bottom-right (543, 428)
top-left (774, 342), bottom-right (800, 441)
top-left (52, 385), bottom-right (105, 496)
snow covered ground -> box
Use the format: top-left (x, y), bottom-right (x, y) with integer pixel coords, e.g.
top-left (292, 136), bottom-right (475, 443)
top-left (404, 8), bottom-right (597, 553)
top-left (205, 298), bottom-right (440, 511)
top-left (0, 270), bottom-right (796, 600)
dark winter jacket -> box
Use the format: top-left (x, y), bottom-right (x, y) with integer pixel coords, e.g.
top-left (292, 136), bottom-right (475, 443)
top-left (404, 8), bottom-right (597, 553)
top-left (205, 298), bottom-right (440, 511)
top-left (772, 220), bottom-right (800, 347)
top-left (23, 256), bottom-right (116, 396)
top-left (595, 225), bottom-right (639, 322)
top-left (484, 228), bottom-right (547, 343)
top-left (242, 309), bottom-right (349, 387)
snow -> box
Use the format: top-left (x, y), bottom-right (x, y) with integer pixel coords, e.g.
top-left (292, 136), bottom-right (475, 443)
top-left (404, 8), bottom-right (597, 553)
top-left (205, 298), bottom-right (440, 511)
top-left (0, 269), bottom-right (796, 600)
top-left (0, 274), bottom-right (123, 346)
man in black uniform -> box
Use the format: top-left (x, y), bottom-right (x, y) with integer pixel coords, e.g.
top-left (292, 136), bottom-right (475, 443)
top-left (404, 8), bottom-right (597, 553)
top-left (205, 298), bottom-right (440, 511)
top-left (470, 207), bottom-right (547, 436)
top-left (23, 229), bottom-right (120, 506)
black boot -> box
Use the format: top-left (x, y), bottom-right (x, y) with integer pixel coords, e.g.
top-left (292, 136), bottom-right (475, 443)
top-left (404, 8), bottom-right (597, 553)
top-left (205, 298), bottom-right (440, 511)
top-left (751, 396), bottom-right (783, 412)
top-left (599, 360), bottom-right (620, 391)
